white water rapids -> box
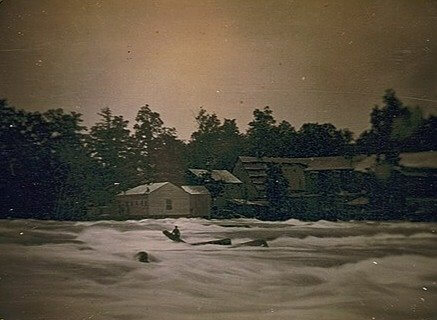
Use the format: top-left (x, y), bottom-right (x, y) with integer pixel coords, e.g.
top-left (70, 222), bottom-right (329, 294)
top-left (0, 218), bottom-right (436, 320)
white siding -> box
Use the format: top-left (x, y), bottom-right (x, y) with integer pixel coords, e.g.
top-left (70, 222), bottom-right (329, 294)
top-left (148, 183), bottom-right (190, 217)
top-left (116, 195), bottom-right (149, 216)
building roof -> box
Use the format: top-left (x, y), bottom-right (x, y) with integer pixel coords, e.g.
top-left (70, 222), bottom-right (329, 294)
top-left (347, 197), bottom-right (369, 206)
top-left (188, 169), bottom-right (242, 184)
top-left (354, 155), bottom-right (378, 172)
top-left (304, 156), bottom-right (364, 171)
top-left (354, 152), bottom-right (437, 173)
top-left (240, 152), bottom-right (437, 173)
top-left (238, 156), bottom-right (363, 171)
top-left (229, 198), bottom-right (269, 206)
top-left (118, 182), bottom-right (169, 195)
top-left (235, 152), bottom-right (436, 199)
top-left (399, 151), bottom-right (437, 170)
top-left (181, 185), bottom-right (211, 195)
top-left (239, 156), bottom-right (309, 165)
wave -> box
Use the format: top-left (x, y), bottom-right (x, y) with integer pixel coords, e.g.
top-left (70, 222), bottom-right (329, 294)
top-left (0, 218), bottom-right (436, 320)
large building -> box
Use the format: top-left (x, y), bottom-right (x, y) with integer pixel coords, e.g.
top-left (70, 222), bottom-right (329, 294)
top-left (230, 152), bottom-right (437, 213)
top-left (232, 155), bottom-right (367, 200)
top-left (116, 182), bottom-right (211, 218)
top-left (355, 151), bottom-right (437, 199)
top-left (187, 169), bottom-right (244, 205)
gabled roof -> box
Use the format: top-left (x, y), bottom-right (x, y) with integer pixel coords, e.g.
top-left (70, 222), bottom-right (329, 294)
top-left (228, 198), bottom-right (269, 206)
top-left (399, 151), bottom-right (437, 169)
top-left (304, 156), bottom-right (367, 171)
top-left (118, 182), bottom-right (169, 195)
top-left (238, 156), bottom-right (362, 171)
top-left (354, 155), bottom-right (377, 172)
top-left (239, 156), bottom-right (309, 166)
top-left (188, 169), bottom-right (242, 184)
top-left (347, 197), bottom-right (369, 206)
top-left (181, 185), bottom-right (211, 195)
top-left (354, 152), bottom-right (437, 172)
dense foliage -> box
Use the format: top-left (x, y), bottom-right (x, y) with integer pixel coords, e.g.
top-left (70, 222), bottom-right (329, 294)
top-left (0, 89), bottom-right (435, 220)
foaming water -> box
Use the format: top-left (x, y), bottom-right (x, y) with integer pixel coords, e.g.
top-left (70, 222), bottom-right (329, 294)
top-left (0, 218), bottom-right (436, 320)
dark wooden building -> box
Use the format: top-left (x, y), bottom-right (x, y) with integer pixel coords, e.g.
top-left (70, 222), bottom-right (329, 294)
top-left (187, 169), bottom-right (244, 206)
top-left (232, 156), bottom-right (366, 200)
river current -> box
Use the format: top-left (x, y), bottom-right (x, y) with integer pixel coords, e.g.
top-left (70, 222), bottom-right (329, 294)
top-left (0, 218), bottom-right (436, 320)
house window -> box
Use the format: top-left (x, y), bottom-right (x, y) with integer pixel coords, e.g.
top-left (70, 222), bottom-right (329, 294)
top-left (165, 199), bottom-right (172, 210)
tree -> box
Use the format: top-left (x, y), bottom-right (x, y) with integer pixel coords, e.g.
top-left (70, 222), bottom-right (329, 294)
top-left (275, 120), bottom-right (299, 157)
top-left (357, 89), bottom-right (412, 161)
top-left (186, 108), bottom-right (246, 170)
top-left (246, 106), bottom-right (278, 157)
top-left (246, 106), bottom-right (301, 157)
top-left (153, 127), bottom-right (187, 185)
top-left (42, 108), bottom-right (92, 218)
top-left (0, 100), bottom-right (99, 219)
top-left (88, 107), bottom-right (139, 196)
top-left (0, 100), bottom-right (51, 217)
top-left (216, 118), bottom-right (247, 169)
top-left (400, 114), bottom-right (437, 152)
top-left (134, 104), bottom-right (186, 184)
top-left (296, 123), bottom-right (353, 157)
top-left (192, 107), bottom-right (221, 136)
top-left (356, 90), bottom-right (419, 215)
top-left (415, 115), bottom-right (437, 151)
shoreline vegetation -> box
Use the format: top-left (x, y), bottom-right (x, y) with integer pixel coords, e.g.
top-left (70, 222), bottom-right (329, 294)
top-left (1, 89), bottom-right (436, 222)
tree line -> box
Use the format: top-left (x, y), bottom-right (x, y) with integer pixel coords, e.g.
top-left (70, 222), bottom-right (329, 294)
top-left (0, 89), bottom-right (435, 219)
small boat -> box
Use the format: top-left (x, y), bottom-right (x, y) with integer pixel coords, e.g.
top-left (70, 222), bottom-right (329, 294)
top-left (162, 230), bottom-right (231, 246)
top-left (163, 230), bottom-right (185, 243)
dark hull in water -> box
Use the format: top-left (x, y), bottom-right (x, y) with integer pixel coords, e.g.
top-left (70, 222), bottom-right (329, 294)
top-left (232, 239), bottom-right (268, 247)
top-left (191, 238), bottom-right (232, 246)
top-left (163, 230), bottom-right (185, 243)
top-left (162, 230), bottom-right (268, 247)
top-left (162, 230), bottom-right (231, 246)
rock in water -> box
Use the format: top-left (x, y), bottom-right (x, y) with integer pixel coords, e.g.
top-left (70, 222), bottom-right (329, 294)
top-left (135, 251), bottom-right (149, 263)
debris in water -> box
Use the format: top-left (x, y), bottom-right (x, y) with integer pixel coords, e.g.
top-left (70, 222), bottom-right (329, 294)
top-left (135, 251), bottom-right (149, 263)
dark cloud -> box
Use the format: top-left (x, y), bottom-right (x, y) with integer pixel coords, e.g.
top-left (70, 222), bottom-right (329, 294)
top-left (0, 0), bottom-right (435, 139)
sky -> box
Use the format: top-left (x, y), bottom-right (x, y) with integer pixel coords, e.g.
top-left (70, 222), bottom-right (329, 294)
top-left (0, 0), bottom-right (436, 140)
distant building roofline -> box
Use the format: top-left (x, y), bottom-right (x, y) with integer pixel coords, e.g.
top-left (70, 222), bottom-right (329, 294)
top-left (181, 185), bottom-right (211, 195)
top-left (117, 182), bottom-right (169, 196)
top-left (188, 168), bottom-right (242, 184)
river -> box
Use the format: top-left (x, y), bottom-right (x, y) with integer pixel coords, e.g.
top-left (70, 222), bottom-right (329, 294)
top-left (0, 218), bottom-right (436, 320)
